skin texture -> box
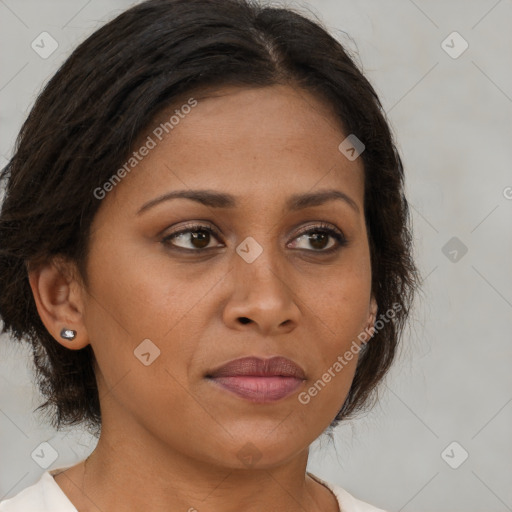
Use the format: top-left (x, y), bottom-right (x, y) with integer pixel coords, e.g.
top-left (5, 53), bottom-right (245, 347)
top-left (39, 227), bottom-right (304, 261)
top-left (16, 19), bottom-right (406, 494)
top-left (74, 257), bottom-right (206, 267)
top-left (29, 84), bottom-right (377, 512)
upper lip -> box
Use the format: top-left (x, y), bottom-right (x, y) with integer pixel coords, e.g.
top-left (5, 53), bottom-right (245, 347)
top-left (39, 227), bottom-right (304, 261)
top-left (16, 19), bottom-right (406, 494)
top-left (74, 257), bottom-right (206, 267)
top-left (207, 356), bottom-right (306, 379)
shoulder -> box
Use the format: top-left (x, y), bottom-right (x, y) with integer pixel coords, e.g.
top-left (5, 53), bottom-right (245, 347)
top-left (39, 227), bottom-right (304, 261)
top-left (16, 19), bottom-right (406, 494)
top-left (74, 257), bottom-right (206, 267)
top-left (0, 470), bottom-right (77, 512)
top-left (308, 472), bottom-right (388, 512)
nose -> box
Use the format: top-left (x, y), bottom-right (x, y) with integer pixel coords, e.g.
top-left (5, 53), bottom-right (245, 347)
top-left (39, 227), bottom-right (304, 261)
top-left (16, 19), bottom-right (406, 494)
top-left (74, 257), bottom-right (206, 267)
top-left (221, 241), bottom-right (301, 336)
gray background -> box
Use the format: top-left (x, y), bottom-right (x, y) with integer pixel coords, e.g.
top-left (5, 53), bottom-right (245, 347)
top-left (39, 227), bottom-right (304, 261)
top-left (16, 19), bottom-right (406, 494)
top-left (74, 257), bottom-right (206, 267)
top-left (1, 1), bottom-right (511, 510)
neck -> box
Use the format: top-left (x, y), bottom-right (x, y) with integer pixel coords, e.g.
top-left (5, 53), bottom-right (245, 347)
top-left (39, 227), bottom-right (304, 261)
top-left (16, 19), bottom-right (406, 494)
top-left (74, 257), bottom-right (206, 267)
top-left (75, 435), bottom-right (331, 512)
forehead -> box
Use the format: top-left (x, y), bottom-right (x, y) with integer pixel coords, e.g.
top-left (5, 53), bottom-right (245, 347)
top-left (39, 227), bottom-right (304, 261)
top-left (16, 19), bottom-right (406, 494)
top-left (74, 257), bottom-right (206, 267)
top-left (100, 84), bottom-right (365, 214)
top-left (148, 84), bottom-right (349, 159)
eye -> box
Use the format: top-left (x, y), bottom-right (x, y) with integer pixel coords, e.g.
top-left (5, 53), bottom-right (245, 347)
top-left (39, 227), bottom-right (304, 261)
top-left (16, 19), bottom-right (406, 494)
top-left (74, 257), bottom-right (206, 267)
top-left (161, 221), bottom-right (347, 254)
top-left (161, 223), bottom-right (223, 251)
top-left (288, 222), bottom-right (347, 253)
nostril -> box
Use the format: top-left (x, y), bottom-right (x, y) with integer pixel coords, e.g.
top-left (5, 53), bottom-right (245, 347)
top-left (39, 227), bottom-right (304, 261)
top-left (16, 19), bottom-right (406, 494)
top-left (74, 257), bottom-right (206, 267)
top-left (238, 317), bottom-right (251, 324)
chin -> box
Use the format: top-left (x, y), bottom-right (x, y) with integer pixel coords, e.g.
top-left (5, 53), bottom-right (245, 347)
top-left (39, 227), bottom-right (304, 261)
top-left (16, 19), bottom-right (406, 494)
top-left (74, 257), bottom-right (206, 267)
top-left (207, 432), bottom-right (308, 471)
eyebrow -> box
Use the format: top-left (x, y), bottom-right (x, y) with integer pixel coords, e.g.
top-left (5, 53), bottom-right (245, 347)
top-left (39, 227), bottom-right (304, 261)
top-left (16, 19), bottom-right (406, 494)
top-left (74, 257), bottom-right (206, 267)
top-left (136, 188), bottom-right (360, 215)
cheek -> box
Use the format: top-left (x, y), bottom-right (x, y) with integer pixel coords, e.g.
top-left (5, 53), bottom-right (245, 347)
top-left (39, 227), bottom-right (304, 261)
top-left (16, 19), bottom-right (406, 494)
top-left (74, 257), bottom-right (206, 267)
top-left (314, 254), bottom-right (372, 345)
top-left (295, 298), bottom-right (365, 427)
top-left (83, 233), bottom-right (203, 339)
top-left (82, 238), bottom-right (201, 432)
top-left (296, 250), bottom-right (371, 413)
top-left (81, 233), bottom-right (227, 395)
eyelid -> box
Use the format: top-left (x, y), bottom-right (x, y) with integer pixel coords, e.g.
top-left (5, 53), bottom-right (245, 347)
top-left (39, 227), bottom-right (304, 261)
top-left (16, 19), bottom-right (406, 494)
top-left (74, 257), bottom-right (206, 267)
top-left (161, 222), bottom-right (223, 243)
top-left (161, 220), bottom-right (347, 252)
top-left (292, 221), bottom-right (345, 240)
top-left (287, 222), bottom-right (347, 253)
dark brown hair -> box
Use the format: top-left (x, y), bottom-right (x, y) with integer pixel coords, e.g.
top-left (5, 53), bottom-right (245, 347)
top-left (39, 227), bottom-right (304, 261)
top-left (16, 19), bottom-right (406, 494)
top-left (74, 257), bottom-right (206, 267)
top-left (0, 0), bottom-right (418, 437)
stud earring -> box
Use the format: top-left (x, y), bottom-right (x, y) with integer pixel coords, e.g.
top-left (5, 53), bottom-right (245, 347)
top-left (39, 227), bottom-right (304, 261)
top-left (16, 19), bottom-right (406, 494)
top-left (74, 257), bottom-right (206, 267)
top-left (60, 328), bottom-right (77, 340)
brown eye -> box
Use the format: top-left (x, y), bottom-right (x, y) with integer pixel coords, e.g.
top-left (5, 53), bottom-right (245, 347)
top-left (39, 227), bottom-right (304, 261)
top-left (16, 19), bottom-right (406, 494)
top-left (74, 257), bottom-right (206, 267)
top-left (303, 231), bottom-right (331, 250)
top-left (289, 223), bottom-right (347, 253)
top-left (162, 224), bottom-right (222, 251)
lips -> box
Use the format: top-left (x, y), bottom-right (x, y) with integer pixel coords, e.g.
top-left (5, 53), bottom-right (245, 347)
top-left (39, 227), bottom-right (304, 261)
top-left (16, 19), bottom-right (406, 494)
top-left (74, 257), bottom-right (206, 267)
top-left (206, 356), bottom-right (306, 403)
top-left (208, 356), bottom-right (306, 379)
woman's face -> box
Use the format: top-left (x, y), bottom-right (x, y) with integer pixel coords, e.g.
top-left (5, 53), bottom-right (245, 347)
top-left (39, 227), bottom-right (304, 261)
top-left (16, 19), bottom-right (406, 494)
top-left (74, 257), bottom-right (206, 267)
top-left (80, 84), bottom-right (375, 468)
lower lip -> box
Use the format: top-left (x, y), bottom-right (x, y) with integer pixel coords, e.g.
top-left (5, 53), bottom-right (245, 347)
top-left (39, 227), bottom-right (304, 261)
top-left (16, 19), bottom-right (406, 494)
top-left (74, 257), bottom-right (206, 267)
top-left (208, 376), bottom-right (304, 403)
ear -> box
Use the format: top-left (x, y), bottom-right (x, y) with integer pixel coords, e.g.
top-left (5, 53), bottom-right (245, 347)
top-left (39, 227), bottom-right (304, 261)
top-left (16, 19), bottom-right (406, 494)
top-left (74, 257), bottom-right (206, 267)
top-left (27, 256), bottom-right (89, 350)
top-left (363, 294), bottom-right (378, 342)
top-left (368, 294), bottom-right (378, 328)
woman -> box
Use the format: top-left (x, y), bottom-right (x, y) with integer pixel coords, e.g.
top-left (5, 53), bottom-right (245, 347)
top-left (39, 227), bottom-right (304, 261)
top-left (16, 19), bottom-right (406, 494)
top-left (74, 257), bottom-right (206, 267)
top-left (0, 0), bottom-right (418, 510)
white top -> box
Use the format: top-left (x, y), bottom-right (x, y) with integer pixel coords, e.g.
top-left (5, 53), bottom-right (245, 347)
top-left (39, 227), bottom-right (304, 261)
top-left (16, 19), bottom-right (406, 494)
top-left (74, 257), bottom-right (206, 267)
top-left (0, 468), bottom-right (387, 511)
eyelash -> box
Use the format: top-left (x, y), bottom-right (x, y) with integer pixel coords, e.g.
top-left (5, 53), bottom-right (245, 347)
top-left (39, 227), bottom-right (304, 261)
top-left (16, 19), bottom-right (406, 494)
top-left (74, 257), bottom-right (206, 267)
top-left (161, 222), bottom-right (347, 255)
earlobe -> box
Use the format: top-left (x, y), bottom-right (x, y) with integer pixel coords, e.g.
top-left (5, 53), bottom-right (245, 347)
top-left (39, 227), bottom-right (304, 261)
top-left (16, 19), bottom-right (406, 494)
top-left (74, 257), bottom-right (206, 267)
top-left (27, 258), bottom-right (89, 350)
top-left (368, 295), bottom-right (378, 326)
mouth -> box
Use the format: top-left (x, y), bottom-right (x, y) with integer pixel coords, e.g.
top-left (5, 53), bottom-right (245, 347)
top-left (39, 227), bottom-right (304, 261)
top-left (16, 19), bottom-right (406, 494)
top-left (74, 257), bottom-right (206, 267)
top-left (205, 356), bottom-right (306, 403)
